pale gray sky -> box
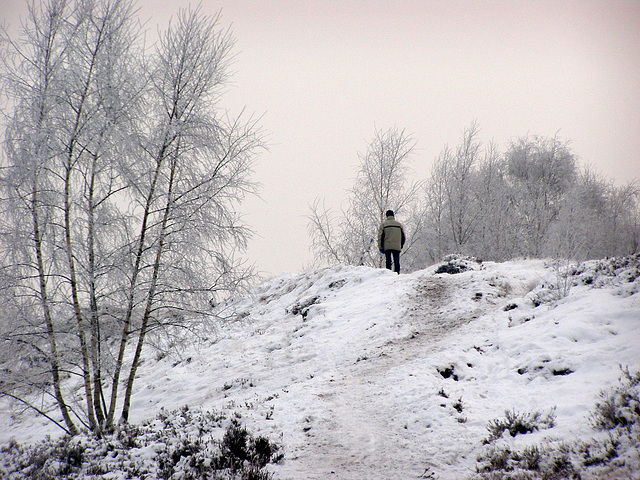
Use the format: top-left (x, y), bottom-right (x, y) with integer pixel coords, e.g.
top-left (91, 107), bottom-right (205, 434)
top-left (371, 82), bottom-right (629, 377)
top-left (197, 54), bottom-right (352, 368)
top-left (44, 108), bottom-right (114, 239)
top-left (3, 0), bottom-right (639, 276)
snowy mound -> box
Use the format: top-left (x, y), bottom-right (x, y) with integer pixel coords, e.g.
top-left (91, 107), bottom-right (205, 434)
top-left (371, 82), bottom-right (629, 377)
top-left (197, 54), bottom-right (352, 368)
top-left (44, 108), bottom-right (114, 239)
top-left (2, 258), bottom-right (640, 479)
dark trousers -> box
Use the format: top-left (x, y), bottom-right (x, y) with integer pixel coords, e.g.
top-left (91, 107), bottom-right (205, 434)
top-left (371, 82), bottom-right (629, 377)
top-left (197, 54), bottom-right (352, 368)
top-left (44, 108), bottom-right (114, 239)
top-left (384, 250), bottom-right (401, 273)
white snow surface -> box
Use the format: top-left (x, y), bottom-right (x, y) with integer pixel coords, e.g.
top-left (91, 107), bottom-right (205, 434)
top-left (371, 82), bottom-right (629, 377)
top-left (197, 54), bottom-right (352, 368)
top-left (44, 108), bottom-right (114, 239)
top-left (2, 258), bottom-right (640, 479)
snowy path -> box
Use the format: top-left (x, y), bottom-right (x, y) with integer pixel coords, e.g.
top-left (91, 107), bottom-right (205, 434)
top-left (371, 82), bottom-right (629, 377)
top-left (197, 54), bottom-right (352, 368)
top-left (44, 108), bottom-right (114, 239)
top-left (274, 271), bottom-right (503, 479)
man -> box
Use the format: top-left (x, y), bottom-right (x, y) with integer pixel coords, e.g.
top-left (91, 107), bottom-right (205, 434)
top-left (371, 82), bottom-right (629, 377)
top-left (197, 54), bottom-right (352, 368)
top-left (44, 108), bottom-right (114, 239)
top-left (377, 210), bottom-right (406, 273)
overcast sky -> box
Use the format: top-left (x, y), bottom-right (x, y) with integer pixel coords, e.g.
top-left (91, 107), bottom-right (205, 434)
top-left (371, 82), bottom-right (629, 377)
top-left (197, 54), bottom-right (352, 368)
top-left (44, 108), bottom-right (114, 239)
top-left (2, 0), bottom-right (639, 277)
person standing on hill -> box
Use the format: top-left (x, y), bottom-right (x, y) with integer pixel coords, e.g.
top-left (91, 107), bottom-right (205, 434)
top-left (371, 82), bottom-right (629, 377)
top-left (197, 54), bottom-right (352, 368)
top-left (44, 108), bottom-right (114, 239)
top-left (377, 210), bottom-right (406, 273)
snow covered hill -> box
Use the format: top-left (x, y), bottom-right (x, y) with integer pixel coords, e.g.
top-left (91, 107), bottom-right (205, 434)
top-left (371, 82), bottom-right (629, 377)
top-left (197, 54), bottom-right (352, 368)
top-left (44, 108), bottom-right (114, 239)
top-left (3, 257), bottom-right (640, 479)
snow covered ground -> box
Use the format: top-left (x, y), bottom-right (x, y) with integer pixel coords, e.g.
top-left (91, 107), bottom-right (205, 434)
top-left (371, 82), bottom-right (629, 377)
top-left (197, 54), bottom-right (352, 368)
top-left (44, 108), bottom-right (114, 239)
top-left (2, 257), bottom-right (640, 479)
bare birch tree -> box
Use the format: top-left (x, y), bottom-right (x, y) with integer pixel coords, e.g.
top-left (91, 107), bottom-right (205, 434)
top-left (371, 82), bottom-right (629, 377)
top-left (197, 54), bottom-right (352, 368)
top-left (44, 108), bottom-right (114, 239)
top-left (418, 125), bottom-right (637, 265)
top-left (1, 0), bottom-right (261, 434)
top-left (115, 7), bottom-right (261, 424)
top-left (420, 122), bottom-right (483, 260)
top-left (420, 146), bottom-right (452, 263)
top-left (1, 0), bottom-right (94, 436)
top-left (445, 122), bottom-right (482, 252)
top-left (506, 134), bottom-right (577, 257)
top-left (473, 141), bottom-right (516, 260)
top-left (548, 167), bottom-right (639, 260)
top-left (308, 126), bottom-right (421, 268)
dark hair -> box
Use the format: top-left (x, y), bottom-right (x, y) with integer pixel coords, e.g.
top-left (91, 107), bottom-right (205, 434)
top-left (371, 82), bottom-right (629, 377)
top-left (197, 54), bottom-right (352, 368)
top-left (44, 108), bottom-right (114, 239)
top-left (386, 210), bottom-right (394, 217)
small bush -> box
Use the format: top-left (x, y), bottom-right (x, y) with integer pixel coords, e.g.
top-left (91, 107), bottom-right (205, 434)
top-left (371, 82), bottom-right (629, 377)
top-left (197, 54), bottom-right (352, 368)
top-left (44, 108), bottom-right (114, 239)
top-left (289, 295), bottom-right (320, 319)
top-left (437, 365), bottom-right (459, 381)
top-left (484, 408), bottom-right (556, 444)
top-left (437, 387), bottom-right (449, 398)
top-left (219, 419), bottom-right (250, 470)
top-left (436, 262), bottom-right (466, 274)
top-left (504, 303), bottom-right (518, 311)
top-left (159, 416), bottom-right (282, 480)
top-left (475, 443), bottom-right (580, 480)
top-left (519, 445), bottom-right (541, 471)
top-left (580, 434), bottom-right (619, 467)
top-left (590, 367), bottom-right (640, 431)
top-left (435, 254), bottom-right (481, 275)
top-left (0, 407), bottom-right (282, 480)
top-left (479, 445), bottom-right (512, 472)
top-left (473, 368), bottom-right (640, 479)
top-left (580, 367), bottom-right (640, 475)
top-left (213, 418), bottom-right (281, 473)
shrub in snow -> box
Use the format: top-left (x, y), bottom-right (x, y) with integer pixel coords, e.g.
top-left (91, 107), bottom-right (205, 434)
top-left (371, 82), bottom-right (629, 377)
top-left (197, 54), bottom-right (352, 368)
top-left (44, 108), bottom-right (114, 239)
top-left (590, 367), bottom-right (640, 431)
top-left (288, 295), bottom-right (320, 320)
top-left (477, 407), bottom-right (581, 480)
top-left (435, 254), bottom-right (482, 274)
top-left (453, 397), bottom-right (464, 413)
top-left (525, 255), bottom-right (640, 307)
top-left (484, 408), bottom-right (556, 444)
top-left (475, 443), bottom-right (580, 480)
top-left (568, 256), bottom-right (639, 293)
top-left (0, 406), bottom-right (282, 479)
top-left (550, 259), bottom-right (579, 300)
top-left (437, 364), bottom-right (459, 381)
top-left (0, 435), bottom-right (90, 479)
top-left (217, 419), bottom-right (281, 473)
top-left (474, 368), bottom-right (640, 479)
top-left (579, 367), bottom-right (640, 475)
top-left (504, 302), bottom-right (519, 311)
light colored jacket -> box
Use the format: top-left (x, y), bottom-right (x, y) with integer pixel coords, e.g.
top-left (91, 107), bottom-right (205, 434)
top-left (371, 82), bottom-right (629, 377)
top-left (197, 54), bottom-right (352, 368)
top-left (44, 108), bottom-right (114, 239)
top-left (378, 215), bottom-right (405, 251)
